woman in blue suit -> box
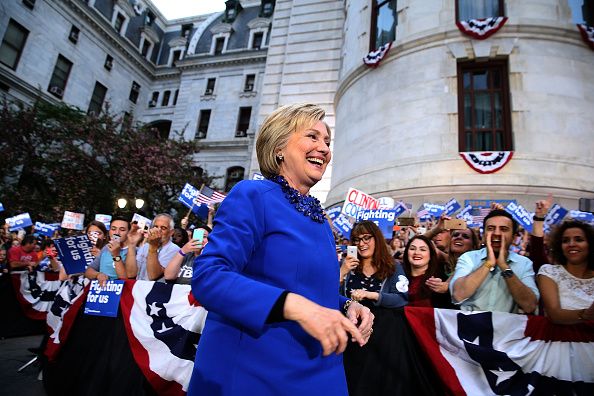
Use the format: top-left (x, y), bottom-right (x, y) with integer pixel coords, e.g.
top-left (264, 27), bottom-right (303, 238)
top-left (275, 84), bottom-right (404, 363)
top-left (189, 103), bottom-right (374, 395)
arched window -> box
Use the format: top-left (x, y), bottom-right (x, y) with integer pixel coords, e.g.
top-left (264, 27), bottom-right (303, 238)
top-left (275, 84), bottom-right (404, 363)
top-left (225, 167), bottom-right (244, 192)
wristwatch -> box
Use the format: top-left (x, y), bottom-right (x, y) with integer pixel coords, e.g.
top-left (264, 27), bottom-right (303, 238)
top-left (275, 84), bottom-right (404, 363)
top-left (113, 255), bottom-right (122, 262)
top-left (483, 260), bottom-right (495, 272)
top-left (501, 268), bottom-right (514, 279)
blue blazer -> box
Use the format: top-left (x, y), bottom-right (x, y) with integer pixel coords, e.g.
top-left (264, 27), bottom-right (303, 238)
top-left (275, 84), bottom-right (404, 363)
top-left (189, 180), bottom-right (348, 395)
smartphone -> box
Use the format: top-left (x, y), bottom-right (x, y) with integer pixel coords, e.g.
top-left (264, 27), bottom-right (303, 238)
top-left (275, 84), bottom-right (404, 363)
top-left (111, 234), bottom-right (121, 243)
top-left (398, 217), bottom-right (415, 226)
top-left (444, 219), bottom-right (467, 230)
top-left (193, 228), bottom-right (205, 242)
top-left (347, 245), bottom-right (357, 258)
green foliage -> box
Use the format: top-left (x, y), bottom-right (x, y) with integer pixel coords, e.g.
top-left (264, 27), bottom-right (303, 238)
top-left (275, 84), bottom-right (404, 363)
top-left (0, 100), bottom-right (209, 223)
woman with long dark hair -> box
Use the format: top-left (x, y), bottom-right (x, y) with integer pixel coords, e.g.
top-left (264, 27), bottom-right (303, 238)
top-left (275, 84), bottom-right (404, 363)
top-left (402, 235), bottom-right (451, 308)
top-left (537, 220), bottom-right (594, 324)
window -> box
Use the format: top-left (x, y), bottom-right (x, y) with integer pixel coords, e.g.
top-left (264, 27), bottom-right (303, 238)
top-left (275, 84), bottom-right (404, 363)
top-left (457, 60), bottom-right (512, 152)
top-left (244, 74), bottom-right (255, 92)
top-left (173, 89), bottom-right (179, 106)
top-left (47, 55), bottom-right (73, 99)
top-left (161, 90), bottom-right (171, 106)
top-left (69, 25), bottom-right (80, 44)
top-left (568, 0), bottom-right (594, 25)
top-left (252, 32), bottom-right (263, 49)
top-left (214, 37), bottom-right (225, 55)
top-left (261, 0), bottom-right (275, 17)
top-left (22, 0), bottom-right (35, 10)
top-left (104, 54), bottom-right (113, 71)
top-left (224, 0), bottom-right (242, 23)
top-left (149, 91), bottom-right (158, 107)
top-left (145, 11), bottom-right (155, 26)
top-left (88, 81), bottom-right (107, 116)
top-left (196, 110), bottom-right (211, 139)
top-left (225, 167), bottom-right (245, 191)
top-left (181, 23), bottom-right (193, 38)
top-left (236, 107), bottom-right (251, 137)
top-left (129, 81), bottom-right (140, 103)
top-left (371, 0), bottom-right (397, 50)
top-left (171, 50), bottom-right (182, 66)
top-left (141, 39), bottom-right (151, 57)
top-left (0, 19), bottom-right (29, 70)
top-left (456, 0), bottom-right (504, 21)
top-left (114, 13), bottom-right (126, 34)
top-left (205, 78), bottom-right (216, 95)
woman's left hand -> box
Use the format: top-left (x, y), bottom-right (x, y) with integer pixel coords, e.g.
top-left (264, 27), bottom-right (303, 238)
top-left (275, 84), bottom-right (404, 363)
top-left (346, 301), bottom-right (374, 342)
top-left (425, 277), bottom-right (449, 294)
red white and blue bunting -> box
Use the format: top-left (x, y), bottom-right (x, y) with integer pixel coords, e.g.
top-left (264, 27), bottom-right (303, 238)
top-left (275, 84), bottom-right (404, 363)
top-left (363, 42), bottom-right (392, 68)
top-left (456, 17), bottom-right (508, 40)
top-left (459, 151), bottom-right (513, 174)
top-left (577, 24), bottom-right (594, 50)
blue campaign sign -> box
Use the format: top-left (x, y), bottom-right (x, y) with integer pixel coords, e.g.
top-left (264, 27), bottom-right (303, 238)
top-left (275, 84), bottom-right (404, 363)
top-left (35, 222), bottom-right (58, 237)
top-left (505, 202), bottom-right (534, 233)
top-left (456, 204), bottom-right (474, 222)
top-left (545, 204), bottom-right (568, 227)
top-left (192, 203), bottom-right (209, 219)
top-left (54, 235), bottom-right (95, 275)
top-left (569, 210), bottom-right (594, 223)
top-left (84, 280), bottom-right (124, 318)
top-left (393, 202), bottom-right (407, 218)
top-left (444, 198), bottom-right (462, 216)
top-left (423, 203), bottom-right (445, 217)
top-left (332, 214), bottom-right (353, 239)
top-left (356, 209), bottom-right (397, 239)
top-left (326, 206), bottom-right (342, 221)
top-left (178, 183), bottom-right (199, 209)
top-left (6, 213), bottom-right (33, 231)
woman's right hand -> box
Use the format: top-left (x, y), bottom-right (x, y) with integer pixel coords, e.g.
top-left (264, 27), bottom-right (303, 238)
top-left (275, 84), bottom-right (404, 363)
top-left (340, 256), bottom-right (359, 278)
top-left (283, 293), bottom-right (365, 356)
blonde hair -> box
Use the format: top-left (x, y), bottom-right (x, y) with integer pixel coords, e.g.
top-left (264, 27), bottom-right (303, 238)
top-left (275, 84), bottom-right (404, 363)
top-left (256, 103), bottom-right (330, 179)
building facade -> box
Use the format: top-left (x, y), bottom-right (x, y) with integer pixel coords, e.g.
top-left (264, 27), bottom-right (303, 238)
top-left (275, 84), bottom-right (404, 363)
top-left (2, 0), bottom-right (593, 209)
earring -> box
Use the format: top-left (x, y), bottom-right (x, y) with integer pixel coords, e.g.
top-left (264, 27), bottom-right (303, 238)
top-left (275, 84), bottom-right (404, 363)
top-left (277, 153), bottom-right (284, 161)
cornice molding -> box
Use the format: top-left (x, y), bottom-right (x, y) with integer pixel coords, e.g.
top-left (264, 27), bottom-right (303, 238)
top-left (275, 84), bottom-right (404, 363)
top-left (210, 23), bottom-right (233, 35)
top-left (140, 24), bottom-right (160, 43)
top-left (116, 0), bottom-right (135, 18)
top-left (247, 17), bottom-right (271, 29)
top-left (168, 36), bottom-right (188, 48)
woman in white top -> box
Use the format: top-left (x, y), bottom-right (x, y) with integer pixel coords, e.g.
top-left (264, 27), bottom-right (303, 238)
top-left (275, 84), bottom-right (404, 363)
top-left (537, 220), bottom-right (594, 324)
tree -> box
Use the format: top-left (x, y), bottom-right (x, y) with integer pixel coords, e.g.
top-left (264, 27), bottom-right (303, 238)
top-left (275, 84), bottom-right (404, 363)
top-left (0, 100), bottom-right (210, 223)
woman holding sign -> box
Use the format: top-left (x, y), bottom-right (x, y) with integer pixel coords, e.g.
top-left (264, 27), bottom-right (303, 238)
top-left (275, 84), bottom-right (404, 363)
top-left (189, 104), bottom-right (373, 395)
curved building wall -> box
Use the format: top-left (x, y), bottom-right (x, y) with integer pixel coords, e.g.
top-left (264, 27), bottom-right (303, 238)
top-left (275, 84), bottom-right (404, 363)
top-left (327, 0), bottom-right (594, 209)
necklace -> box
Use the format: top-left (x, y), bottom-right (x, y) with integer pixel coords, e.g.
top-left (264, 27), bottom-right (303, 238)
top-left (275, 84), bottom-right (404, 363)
top-left (269, 175), bottom-right (325, 223)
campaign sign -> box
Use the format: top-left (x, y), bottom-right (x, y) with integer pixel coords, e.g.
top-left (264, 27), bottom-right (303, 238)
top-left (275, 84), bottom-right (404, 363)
top-left (95, 214), bottom-right (112, 229)
top-left (569, 210), bottom-right (594, 223)
top-left (456, 205), bottom-right (473, 221)
top-left (444, 198), bottom-right (462, 216)
top-left (341, 187), bottom-right (379, 218)
top-left (332, 214), bottom-right (353, 239)
top-left (61, 211), bottom-right (85, 230)
top-left (132, 213), bottom-right (152, 231)
top-left (544, 204), bottom-right (568, 227)
top-left (326, 206), bottom-right (342, 221)
top-left (465, 199), bottom-right (516, 208)
top-left (54, 235), bottom-right (94, 275)
top-left (393, 201), bottom-right (408, 218)
top-left (356, 209), bottom-right (397, 239)
top-left (423, 203), bottom-right (445, 217)
top-left (505, 202), bottom-right (534, 233)
top-left (179, 183), bottom-right (199, 209)
top-left (377, 197), bottom-right (395, 210)
top-left (6, 213), bottom-right (33, 231)
top-left (192, 203), bottom-right (209, 219)
top-left (252, 172), bottom-right (265, 180)
top-left (35, 222), bottom-right (58, 237)
top-left (84, 280), bottom-right (124, 318)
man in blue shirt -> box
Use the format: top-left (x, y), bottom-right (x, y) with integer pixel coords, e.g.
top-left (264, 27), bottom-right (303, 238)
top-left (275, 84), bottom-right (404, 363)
top-left (450, 210), bottom-right (539, 313)
top-left (85, 216), bottom-right (130, 285)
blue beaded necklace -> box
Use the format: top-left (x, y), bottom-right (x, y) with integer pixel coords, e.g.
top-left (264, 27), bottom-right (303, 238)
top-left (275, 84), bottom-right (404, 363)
top-left (269, 175), bottom-right (326, 223)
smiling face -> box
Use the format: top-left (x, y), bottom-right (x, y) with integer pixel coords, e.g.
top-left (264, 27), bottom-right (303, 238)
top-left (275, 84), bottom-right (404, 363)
top-left (449, 229), bottom-right (474, 256)
top-left (353, 233), bottom-right (375, 260)
top-left (561, 227), bottom-right (589, 266)
top-left (278, 120), bottom-right (331, 194)
top-left (407, 238), bottom-right (430, 271)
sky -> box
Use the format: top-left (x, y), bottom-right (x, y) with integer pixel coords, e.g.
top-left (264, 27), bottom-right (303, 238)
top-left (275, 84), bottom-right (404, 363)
top-left (151, 0), bottom-right (226, 20)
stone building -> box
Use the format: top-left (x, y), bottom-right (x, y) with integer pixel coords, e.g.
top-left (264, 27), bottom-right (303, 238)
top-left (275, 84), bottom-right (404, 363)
top-left (2, 0), bottom-right (593, 209)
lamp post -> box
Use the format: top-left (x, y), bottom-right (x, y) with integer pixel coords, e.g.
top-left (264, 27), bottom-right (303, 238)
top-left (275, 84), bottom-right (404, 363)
top-left (117, 198), bottom-right (127, 209)
top-left (135, 198), bottom-right (145, 209)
